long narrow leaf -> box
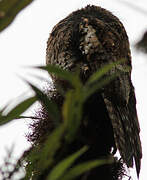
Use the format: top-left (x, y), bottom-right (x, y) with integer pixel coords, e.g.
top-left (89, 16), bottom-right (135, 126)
top-left (47, 146), bottom-right (88, 180)
top-left (86, 59), bottom-right (127, 85)
top-left (61, 158), bottom-right (113, 180)
top-left (0, 96), bottom-right (37, 126)
top-left (24, 125), bottom-right (65, 179)
top-left (37, 125), bottom-right (65, 170)
top-left (38, 65), bottom-right (81, 88)
top-left (0, 0), bottom-right (34, 32)
top-left (83, 73), bottom-right (119, 101)
top-left (62, 90), bottom-right (83, 142)
top-left (38, 65), bottom-right (74, 82)
top-left (28, 82), bottom-right (60, 125)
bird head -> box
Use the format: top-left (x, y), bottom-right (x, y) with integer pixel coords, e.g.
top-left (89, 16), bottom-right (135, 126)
top-left (46, 5), bottom-right (131, 84)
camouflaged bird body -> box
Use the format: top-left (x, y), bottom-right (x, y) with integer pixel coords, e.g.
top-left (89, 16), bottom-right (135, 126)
top-left (46, 5), bottom-right (142, 177)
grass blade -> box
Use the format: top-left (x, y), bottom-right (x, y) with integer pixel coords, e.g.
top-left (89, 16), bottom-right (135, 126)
top-left (84, 73), bottom-right (119, 100)
top-left (38, 65), bottom-right (81, 88)
top-left (28, 82), bottom-right (60, 125)
top-left (86, 60), bottom-right (126, 85)
top-left (47, 146), bottom-right (88, 180)
top-left (25, 125), bottom-right (65, 179)
top-left (0, 96), bottom-right (37, 126)
top-left (62, 90), bottom-right (83, 142)
top-left (0, 0), bottom-right (34, 32)
top-left (61, 158), bottom-right (113, 180)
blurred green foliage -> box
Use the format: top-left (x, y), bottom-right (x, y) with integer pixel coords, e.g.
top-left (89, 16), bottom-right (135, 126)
top-left (0, 0), bottom-right (34, 32)
top-left (0, 63), bottom-right (119, 179)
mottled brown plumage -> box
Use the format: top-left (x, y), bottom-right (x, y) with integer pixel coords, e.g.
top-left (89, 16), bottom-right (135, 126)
top-left (46, 5), bottom-right (142, 177)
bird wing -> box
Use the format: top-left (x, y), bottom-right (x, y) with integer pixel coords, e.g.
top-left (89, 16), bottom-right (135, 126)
top-left (102, 71), bottom-right (142, 177)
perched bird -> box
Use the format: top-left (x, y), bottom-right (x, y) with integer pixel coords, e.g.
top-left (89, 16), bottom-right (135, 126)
top-left (46, 5), bottom-right (142, 178)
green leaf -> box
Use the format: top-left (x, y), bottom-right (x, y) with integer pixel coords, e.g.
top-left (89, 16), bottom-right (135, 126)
top-left (47, 146), bottom-right (88, 180)
top-left (37, 125), bottom-right (65, 170)
top-left (62, 90), bottom-right (76, 126)
top-left (84, 73), bottom-right (119, 100)
top-left (62, 89), bottom-right (83, 142)
top-left (38, 65), bottom-right (74, 81)
top-left (38, 65), bottom-right (81, 88)
top-left (25, 125), bottom-right (65, 179)
top-left (86, 60), bottom-right (126, 85)
top-left (0, 0), bottom-right (34, 32)
top-left (28, 82), bottom-right (60, 126)
top-left (0, 96), bottom-right (37, 126)
top-left (61, 158), bottom-right (113, 180)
